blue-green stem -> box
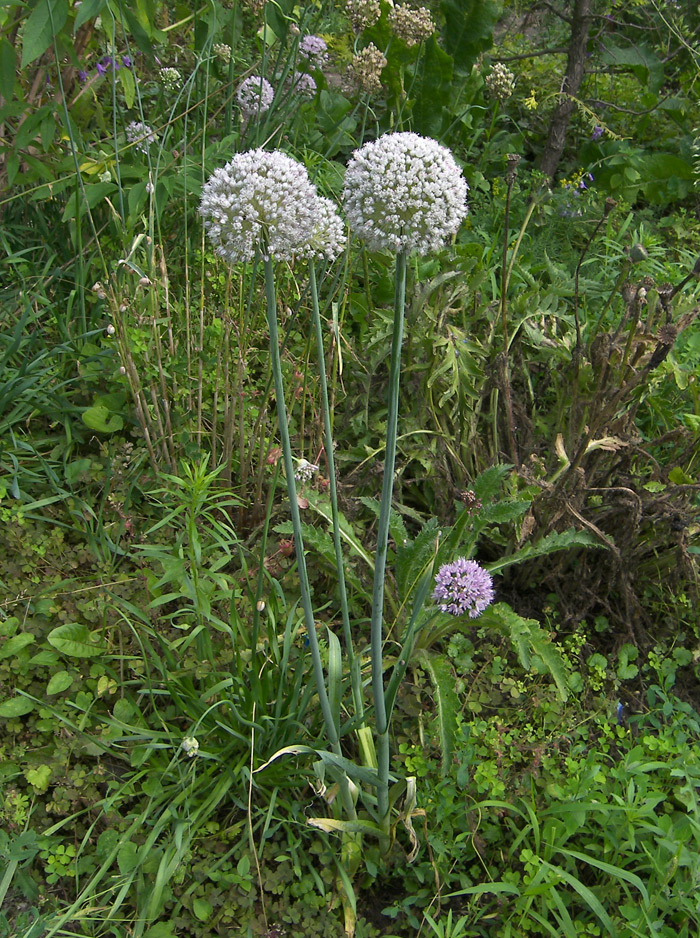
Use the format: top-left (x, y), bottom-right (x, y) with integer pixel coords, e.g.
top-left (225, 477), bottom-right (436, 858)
top-left (309, 262), bottom-right (365, 723)
top-left (263, 258), bottom-right (356, 821)
top-left (369, 250), bottom-right (407, 846)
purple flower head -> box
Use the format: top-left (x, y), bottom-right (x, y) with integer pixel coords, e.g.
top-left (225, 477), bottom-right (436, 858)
top-left (122, 55), bottom-right (132, 68)
top-left (591, 125), bottom-right (603, 140)
top-left (299, 35), bottom-right (329, 68)
top-left (78, 69), bottom-right (89, 83)
top-left (290, 71), bottom-right (317, 97)
top-left (96, 61), bottom-right (107, 76)
top-left (433, 557), bottom-right (494, 618)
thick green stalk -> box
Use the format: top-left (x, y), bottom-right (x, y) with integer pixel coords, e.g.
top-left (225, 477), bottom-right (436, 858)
top-left (369, 250), bottom-right (407, 846)
top-left (263, 259), bottom-right (356, 820)
top-left (309, 262), bottom-right (364, 723)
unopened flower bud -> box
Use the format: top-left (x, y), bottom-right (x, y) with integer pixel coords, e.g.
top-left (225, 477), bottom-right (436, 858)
top-left (181, 736), bottom-right (199, 757)
top-left (629, 243), bottom-right (648, 264)
top-left (485, 62), bottom-right (516, 102)
top-left (106, 324), bottom-right (116, 335)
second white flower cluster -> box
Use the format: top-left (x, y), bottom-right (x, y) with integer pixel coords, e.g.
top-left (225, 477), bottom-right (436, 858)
top-left (199, 132), bottom-right (469, 266)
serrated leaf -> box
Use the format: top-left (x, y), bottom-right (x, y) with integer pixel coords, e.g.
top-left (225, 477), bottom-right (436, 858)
top-left (21, 0), bottom-right (69, 69)
top-left (416, 650), bottom-right (460, 774)
top-left (481, 603), bottom-right (570, 701)
top-left (488, 528), bottom-right (601, 574)
top-left (47, 622), bottom-right (106, 658)
top-left (472, 464), bottom-right (514, 502)
top-left (395, 517), bottom-right (440, 602)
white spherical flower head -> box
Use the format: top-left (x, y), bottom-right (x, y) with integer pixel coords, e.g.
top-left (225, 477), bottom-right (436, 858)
top-left (342, 132), bottom-right (468, 255)
top-left (299, 197), bottom-right (347, 262)
top-left (199, 150), bottom-right (319, 264)
top-left (237, 75), bottom-right (274, 116)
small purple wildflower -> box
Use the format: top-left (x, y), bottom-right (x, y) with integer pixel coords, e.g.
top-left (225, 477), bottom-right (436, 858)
top-left (122, 55), bottom-right (132, 68)
top-left (591, 125), bottom-right (603, 141)
top-left (96, 61), bottom-right (107, 76)
top-left (433, 558), bottom-right (494, 618)
top-left (78, 69), bottom-right (89, 83)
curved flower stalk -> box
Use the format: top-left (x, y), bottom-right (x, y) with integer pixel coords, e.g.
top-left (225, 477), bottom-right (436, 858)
top-left (200, 149), bottom-right (357, 823)
top-left (343, 131), bottom-right (468, 848)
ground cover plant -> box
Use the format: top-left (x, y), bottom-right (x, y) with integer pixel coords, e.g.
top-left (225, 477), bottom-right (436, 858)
top-left (1, 0), bottom-right (700, 936)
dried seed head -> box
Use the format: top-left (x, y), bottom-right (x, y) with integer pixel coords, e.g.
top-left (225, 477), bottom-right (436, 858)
top-left (348, 43), bottom-right (387, 94)
top-left (345, 0), bottom-right (381, 32)
top-left (485, 62), bottom-right (516, 102)
top-left (388, 4), bottom-right (435, 46)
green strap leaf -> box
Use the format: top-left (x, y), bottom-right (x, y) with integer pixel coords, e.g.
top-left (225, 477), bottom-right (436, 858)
top-left (21, 0), bottom-right (69, 69)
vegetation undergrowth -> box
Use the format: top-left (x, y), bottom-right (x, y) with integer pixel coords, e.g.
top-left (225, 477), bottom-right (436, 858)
top-left (1, 1), bottom-right (700, 937)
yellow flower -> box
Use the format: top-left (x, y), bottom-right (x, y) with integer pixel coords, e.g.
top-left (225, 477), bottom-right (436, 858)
top-left (524, 89), bottom-right (538, 110)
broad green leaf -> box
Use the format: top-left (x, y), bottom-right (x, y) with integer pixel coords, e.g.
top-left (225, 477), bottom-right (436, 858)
top-left (412, 35), bottom-right (454, 136)
top-left (556, 846), bottom-right (649, 904)
top-left (0, 696), bottom-right (35, 717)
top-left (74, 0), bottom-right (105, 30)
top-left (0, 633), bottom-right (35, 659)
top-left (0, 38), bottom-right (16, 100)
top-left (47, 622), bottom-right (106, 658)
top-left (82, 404), bottom-right (124, 433)
top-left (119, 65), bottom-right (135, 109)
top-left (46, 670), bottom-right (74, 694)
top-left (439, 0), bottom-right (501, 73)
top-left (192, 898), bottom-right (213, 922)
top-left (21, 0), bottom-right (69, 68)
top-left (117, 840), bottom-right (140, 875)
top-left (447, 880), bottom-right (521, 898)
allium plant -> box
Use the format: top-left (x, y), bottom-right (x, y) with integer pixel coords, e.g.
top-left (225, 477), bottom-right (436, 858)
top-left (236, 75), bottom-right (274, 116)
top-left (345, 0), bottom-right (381, 32)
top-left (201, 136), bottom-right (469, 866)
top-left (342, 131), bottom-right (468, 254)
top-left (348, 43), bottom-right (387, 94)
top-left (198, 149), bottom-right (318, 263)
top-left (298, 34), bottom-right (329, 68)
top-left (433, 558), bottom-right (495, 618)
top-left (485, 62), bottom-right (516, 102)
top-left (200, 149), bottom-right (358, 833)
top-left (343, 131), bottom-right (468, 849)
top-left (388, 4), bottom-right (435, 46)
top-left (289, 71), bottom-right (317, 98)
top-left (126, 121), bottom-right (157, 153)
